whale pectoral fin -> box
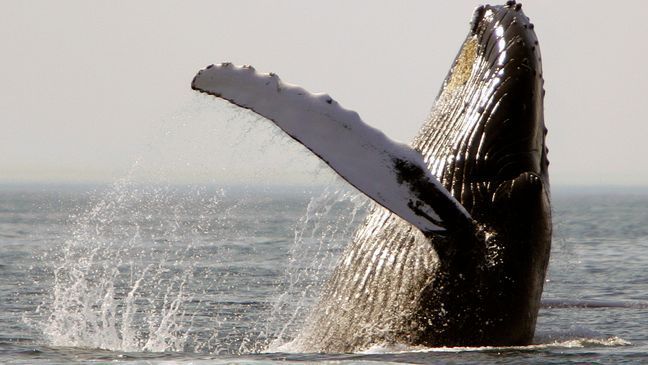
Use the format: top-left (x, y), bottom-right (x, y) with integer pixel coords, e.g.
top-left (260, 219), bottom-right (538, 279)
top-left (192, 63), bottom-right (473, 234)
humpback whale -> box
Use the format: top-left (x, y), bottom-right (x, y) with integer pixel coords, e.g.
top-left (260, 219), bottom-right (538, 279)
top-left (192, 1), bottom-right (550, 352)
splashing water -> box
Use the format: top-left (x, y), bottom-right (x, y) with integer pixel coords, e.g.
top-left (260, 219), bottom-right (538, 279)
top-left (31, 177), bottom-right (367, 354)
top-left (35, 179), bottom-right (222, 351)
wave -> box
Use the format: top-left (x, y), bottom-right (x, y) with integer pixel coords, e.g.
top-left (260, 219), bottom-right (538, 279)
top-left (358, 336), bottom-right (630, 355)
top-left (541, 298), bottom-right (648, 309)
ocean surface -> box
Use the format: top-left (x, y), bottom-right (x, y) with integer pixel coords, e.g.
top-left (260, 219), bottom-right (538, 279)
top-left (1, 182), bottom-right (647, 364)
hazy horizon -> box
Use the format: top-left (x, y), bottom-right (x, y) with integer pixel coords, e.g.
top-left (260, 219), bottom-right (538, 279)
top-left (2, 1), bottom-right (647, 187)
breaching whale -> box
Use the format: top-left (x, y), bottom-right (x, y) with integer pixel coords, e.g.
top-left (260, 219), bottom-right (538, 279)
top-left (192, 1), bottom-right (550, 352)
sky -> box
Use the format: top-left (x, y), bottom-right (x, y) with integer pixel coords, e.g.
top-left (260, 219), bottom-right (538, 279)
top-left (2, 1), bottom-right (647, 187)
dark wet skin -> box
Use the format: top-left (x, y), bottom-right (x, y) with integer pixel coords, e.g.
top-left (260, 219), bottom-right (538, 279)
top-left (408, 2), bottom-right (551, 346)
top-left (296, 2), bottom-right (551, 351)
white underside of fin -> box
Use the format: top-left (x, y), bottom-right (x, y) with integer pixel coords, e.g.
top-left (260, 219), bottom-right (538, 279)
top-left (192, 63), bottom-right (471, 234)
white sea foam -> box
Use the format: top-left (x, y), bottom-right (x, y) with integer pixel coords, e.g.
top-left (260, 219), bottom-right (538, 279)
top-left (357, 334), bottom-right (630, 355)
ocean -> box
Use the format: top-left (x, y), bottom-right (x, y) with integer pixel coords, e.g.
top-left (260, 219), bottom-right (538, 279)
top-left (1, 182), bottom-right (647, 364)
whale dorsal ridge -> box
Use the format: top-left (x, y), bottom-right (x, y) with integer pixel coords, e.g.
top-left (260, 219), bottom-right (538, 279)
top-left (192, 63), bottom-right (473, 235)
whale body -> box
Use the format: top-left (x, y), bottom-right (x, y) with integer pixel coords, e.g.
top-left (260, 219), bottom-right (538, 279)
top-left (192, 1), bottom-right (550, 352)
